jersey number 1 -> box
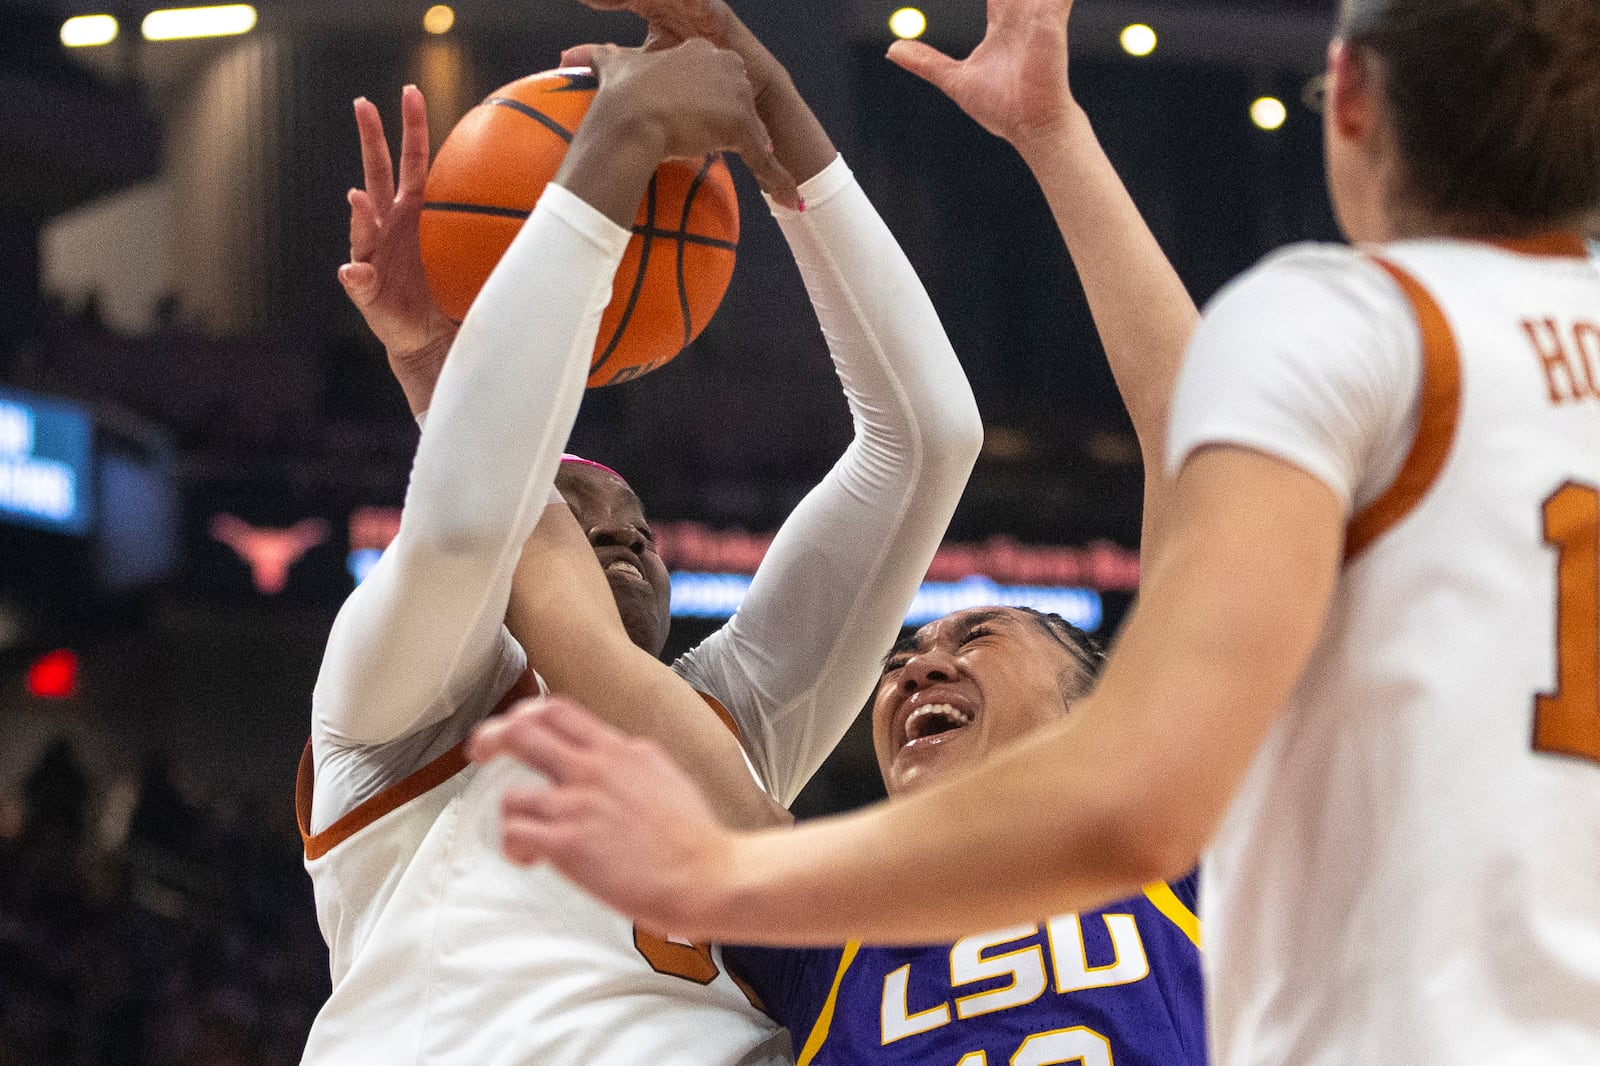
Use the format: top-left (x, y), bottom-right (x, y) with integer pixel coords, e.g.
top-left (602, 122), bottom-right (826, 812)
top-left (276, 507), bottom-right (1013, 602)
top-left (1535, 482), bottom-right (1600, 766)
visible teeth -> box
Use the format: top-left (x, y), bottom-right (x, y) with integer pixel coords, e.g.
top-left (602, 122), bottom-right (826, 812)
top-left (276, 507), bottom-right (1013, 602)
top-left (905, 703), bottom-right (973, 742)
top-left (606, 560), bottom-right (643, 580)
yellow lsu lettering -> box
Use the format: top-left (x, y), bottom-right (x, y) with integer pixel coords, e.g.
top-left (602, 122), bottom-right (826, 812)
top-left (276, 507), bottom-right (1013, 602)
top-left (881, 916), bottom-right (1148, 1045)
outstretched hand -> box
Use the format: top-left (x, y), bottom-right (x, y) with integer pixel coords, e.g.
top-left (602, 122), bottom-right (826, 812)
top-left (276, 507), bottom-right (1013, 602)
top-left (469, 697), bottom-right (739, 940)
top-left (888, 0), bottom-right (1081, 157)
top-left (339, 85), bottom-right (458, 416)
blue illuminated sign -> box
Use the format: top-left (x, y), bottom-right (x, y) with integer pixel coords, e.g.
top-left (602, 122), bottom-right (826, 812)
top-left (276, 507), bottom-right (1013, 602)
top-left (0, 387), bottom-right (93, 536)
top-left (346, 555), bottom-right (1103, 633)
top-left (669, 571), bottom-right (1103, 632)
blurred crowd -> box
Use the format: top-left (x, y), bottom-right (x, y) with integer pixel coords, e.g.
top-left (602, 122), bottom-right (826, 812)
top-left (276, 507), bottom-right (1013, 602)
top-left (0, 737), bottom-right (327, 1066)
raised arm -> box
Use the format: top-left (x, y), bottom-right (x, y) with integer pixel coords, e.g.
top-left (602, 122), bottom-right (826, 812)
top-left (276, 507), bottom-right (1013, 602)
top-left (580, 0), bottom-right (983, 805)
top-left (891, 0), bottom-right (1198, 552)
top-left (676, 150), bottom-right (983, 805)
top-left (316, 43), bottom-right (793, 749)
top-left (473, 445), bottom-right (1345, 944)
top-left (338, 85), bottom-right (458, 419)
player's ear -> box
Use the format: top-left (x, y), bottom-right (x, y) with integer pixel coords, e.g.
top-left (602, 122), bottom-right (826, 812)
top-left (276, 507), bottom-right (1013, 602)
top-left (1326, 40), bottom-right (1378, 145)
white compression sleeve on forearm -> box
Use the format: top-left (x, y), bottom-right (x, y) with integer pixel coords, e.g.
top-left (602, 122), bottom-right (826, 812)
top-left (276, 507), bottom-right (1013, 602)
top-left (674, 156), bottom-right (982, 805)
top-left (315, 184), bottom-right (628, 747)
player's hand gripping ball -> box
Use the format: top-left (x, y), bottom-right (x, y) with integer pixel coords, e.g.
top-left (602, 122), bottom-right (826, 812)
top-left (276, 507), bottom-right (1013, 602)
top-left (419, 69), bottom-right (740, 387)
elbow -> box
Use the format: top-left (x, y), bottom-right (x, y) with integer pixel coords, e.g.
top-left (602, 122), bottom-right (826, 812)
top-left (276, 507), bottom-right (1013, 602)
top-left (1072, 791), bottom-right (1207, 890)
top-left (941, 395), bottom-right (986, 471)
top-left (916, 384), bottom-right (984, 478)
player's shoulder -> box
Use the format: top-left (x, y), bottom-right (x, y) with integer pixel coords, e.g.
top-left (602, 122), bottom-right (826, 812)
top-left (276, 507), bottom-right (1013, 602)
top-left (1211, 241), bottom-right (1407, 318)
top-left (1196, 242), bottom-right (1421, 364)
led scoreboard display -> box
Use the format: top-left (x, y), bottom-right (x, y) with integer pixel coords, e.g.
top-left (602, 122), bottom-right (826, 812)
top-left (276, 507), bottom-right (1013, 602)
top-left (0, 387), bottom-right (93, 536)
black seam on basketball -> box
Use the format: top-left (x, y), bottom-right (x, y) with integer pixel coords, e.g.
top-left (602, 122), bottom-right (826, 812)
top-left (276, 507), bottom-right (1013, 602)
top-left (553, 73), bottom-right (599, 93)
top-left (629, 227), bottom-right (736, 252)
top-left (423, 201), bottom-right (529, 220)
top-left (591, 174), bottom-right (658, 379)
top-left (486, 97), bottom-right (573, 144)
top-left (676, 156), bottom-right (716, 348)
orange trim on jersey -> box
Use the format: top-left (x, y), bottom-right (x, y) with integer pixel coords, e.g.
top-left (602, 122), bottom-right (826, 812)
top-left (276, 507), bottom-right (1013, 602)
top-left (1345, 258), bottom-right (1463, 562)
top-left (297, 740), bottom-right (468, 861)
top-left (296, 670), bottom-right (543, 860)
top-left (726, 965), bottom-right (769, 1015)
top-left (699, 691), bottom-right (743, 741)
top-left (1484, 231), bottom-right (1589, 259)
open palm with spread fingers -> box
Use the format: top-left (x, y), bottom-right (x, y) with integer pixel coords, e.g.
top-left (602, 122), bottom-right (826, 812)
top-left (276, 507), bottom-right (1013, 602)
top-left (888, 0), bottom-right (1079, 158)
top-left (340, 84), bottom-right (458, 415)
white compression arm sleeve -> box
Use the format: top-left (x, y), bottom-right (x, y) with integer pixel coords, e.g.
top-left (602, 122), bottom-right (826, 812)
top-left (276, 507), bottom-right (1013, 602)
top-left (314, 184), bottom-right (629, 747)
top-left (673, 156), bottom-right (983, 806)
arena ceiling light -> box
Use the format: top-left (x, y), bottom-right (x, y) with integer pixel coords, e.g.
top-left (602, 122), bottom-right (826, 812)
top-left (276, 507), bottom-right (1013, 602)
top-left (1251, 96), bottom-right (1288, 131)
top-left (1120, 23), bottom-right (1158, 57)
top-left (423, 4), bottom-right (456, 35)
top-left (60, 14), bottom-right (119, 47)
top-left (141, 4), bottom-right (258, 41)
top-left (889, 7), bottom-right (927, 40)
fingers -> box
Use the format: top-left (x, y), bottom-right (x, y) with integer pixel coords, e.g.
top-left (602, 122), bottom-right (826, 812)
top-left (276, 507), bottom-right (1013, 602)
top-left (396, 84), bottom-right (431, 198)
top-left (560, 43), bottom-right (600, 69)
top-left (886, 38), bottom-right (962, 94)
top-left (337, 262), bottom-right (378, 306)
top-left (347, 186), bottom-right (380, 262)
top-left (353, 97), bottom-right (397, 214)
top-left (585, 42), bottom-right (633, 83)
top-left (733, 119), bottom-right (800, 210)
top-left (468, 697), bottom-right (623, 782)
top-left (640, 26), bottom-right (685, 52)
top-left (499, 786), bottom-right (590, 865)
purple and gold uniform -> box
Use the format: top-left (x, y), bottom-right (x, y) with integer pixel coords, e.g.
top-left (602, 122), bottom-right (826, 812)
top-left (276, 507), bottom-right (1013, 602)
top-left (725, 874), bottom-right (1204, 1066)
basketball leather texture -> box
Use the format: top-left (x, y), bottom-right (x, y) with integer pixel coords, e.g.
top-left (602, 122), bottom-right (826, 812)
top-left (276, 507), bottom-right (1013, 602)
top-left (420, 69), bottom-right (740, 387)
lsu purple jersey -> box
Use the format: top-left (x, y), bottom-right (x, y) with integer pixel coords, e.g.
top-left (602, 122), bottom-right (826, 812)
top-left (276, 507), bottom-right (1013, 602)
top-left (725, 874), bottom-right (1205, 1066)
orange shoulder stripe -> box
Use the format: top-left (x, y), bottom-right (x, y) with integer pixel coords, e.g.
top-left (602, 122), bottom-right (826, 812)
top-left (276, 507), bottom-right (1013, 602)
top-left (297, 740), bottom-right (469, 861)
top-left (1345, 257), bottom-right (1463, 562)
top-left (698, 691), bottom-right (743, 741)
top-left (297, 670), bottom-right (544, 860)
top-left (1485, 231), bottom-right (1588, 259)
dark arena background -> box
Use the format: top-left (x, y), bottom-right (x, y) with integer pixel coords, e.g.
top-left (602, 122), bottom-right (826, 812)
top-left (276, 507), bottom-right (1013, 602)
top-left (1, 0), bottom-right (1336, 1061)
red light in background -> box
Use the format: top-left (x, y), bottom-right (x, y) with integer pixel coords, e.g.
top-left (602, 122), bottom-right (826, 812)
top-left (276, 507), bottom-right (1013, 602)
top-left (27, 649), bottom-right (78, 699)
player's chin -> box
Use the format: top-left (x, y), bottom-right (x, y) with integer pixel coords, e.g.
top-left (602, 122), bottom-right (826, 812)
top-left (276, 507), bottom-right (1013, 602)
top-left (886, 728), bottom-right (977, 797)
top-left (610, 580), bottom-right (668, 654)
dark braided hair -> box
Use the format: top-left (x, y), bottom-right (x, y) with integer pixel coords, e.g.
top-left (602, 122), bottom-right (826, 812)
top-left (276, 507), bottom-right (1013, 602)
top-left (1011, 607), bottom-right (1106, 704)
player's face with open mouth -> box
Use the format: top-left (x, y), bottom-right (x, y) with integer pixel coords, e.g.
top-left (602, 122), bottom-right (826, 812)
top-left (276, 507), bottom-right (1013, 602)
top-left (555, 463), bottom-right (673, 657)
top-left (871, 607), bottom-right (1078, 797)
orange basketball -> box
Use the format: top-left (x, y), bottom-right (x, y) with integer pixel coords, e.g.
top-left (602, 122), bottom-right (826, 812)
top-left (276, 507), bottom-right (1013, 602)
top-left (420, 69), bottom-right (740, 388)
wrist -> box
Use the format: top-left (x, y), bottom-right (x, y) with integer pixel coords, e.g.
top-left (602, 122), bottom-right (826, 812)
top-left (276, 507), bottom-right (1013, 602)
top-left (388, 326), bottom-right (455, 418)
top-left (557, 103), bottom-right (665, 228)
top-left (1012, 102), bottom-right (1094, 170)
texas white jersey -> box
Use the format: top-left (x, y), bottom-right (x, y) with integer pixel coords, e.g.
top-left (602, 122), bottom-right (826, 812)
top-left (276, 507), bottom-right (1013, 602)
top-left (1171, 234), bottom-right (1600, 1065)
top-left (296, 155), bottom-right (978, 1066)
top-left (296, 691), bottom-right (788, 1066)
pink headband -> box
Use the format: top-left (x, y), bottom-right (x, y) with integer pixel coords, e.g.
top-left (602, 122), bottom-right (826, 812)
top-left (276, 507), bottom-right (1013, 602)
top-left (560, 453), bottom-right (626, 483)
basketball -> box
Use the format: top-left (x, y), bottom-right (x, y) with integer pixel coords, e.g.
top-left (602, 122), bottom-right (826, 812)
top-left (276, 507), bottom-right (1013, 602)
top-left (420, 69), bottom-right (741, 388)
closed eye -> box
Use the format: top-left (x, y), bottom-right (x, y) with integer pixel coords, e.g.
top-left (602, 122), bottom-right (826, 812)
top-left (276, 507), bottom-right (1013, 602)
top-left (961, 625), bottom-right (998, 646)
